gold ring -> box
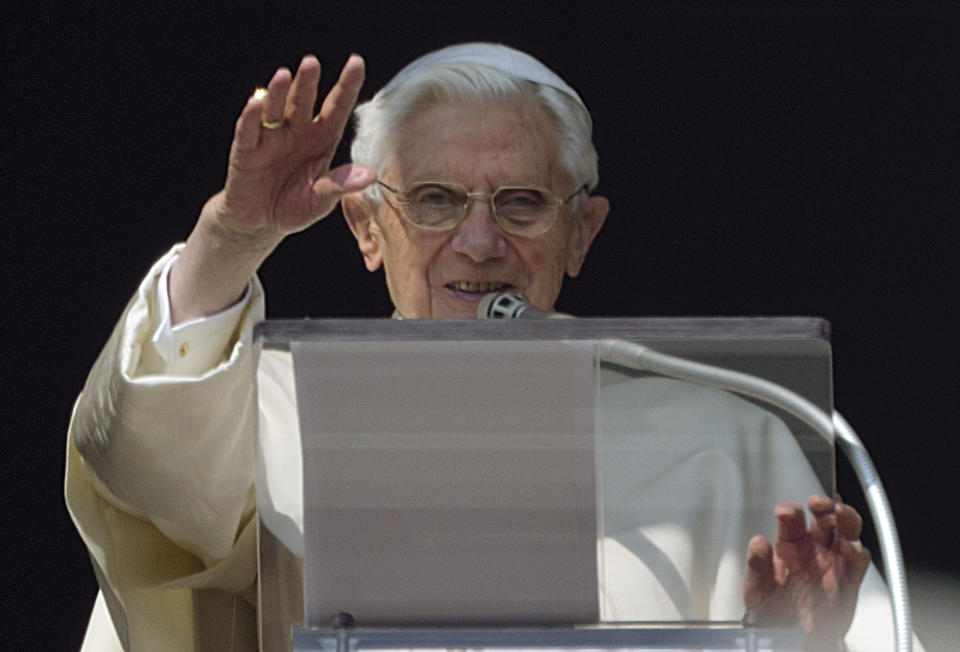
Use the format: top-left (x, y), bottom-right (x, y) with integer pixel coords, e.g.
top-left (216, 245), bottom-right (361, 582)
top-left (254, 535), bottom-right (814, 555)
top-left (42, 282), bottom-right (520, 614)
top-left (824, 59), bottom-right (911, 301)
top-left (253, 87), bottom-right (283, 129)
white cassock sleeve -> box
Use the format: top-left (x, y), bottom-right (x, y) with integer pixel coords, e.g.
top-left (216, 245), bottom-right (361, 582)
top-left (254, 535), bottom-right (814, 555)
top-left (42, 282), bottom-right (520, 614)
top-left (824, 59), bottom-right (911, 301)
top-left (65, 245), bottom-right (264, 651)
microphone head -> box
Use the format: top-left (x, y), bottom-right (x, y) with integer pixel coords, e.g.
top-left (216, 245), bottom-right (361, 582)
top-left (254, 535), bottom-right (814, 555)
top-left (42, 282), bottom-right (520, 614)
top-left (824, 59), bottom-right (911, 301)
top-left (477, 291), bottom-right (533, 319)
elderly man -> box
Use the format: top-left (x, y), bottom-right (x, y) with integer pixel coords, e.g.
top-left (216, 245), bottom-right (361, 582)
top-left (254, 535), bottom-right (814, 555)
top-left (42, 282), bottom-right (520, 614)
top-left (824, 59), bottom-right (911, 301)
top-left (68, 44), bottom-right (888, 651)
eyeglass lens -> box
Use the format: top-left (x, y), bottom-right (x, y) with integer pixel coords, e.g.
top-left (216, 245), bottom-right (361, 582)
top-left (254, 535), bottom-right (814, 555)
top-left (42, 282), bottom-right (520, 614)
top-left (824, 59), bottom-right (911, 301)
top-left (406, 183), bottom-right (555, 233)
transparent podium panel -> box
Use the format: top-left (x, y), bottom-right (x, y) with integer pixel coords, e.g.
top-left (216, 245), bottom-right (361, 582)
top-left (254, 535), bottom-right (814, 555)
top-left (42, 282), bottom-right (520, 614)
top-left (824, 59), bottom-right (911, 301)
top-left (253, 318), bottom-right (832, 651)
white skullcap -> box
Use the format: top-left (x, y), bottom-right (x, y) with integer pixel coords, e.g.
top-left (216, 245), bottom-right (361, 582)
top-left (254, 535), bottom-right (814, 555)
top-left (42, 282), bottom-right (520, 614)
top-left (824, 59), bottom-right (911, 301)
top-left (377, 42), bottom-right (586, 110)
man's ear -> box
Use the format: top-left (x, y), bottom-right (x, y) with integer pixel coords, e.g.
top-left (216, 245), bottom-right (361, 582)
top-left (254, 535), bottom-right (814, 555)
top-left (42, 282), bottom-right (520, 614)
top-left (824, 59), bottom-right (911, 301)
top-left (565, 195), bottom-right (609, 277)
top-left (342, 192), bottom-right (384, 272)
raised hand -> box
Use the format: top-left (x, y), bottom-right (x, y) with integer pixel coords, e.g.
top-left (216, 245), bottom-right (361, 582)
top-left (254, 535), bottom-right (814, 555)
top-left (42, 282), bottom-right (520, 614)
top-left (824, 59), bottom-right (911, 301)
top-left (220, 54), bottom-right (375, 237)
top-left (743, 495), bottom-right (872, 652)
top-left (170, 55), bottom-right (376, 324)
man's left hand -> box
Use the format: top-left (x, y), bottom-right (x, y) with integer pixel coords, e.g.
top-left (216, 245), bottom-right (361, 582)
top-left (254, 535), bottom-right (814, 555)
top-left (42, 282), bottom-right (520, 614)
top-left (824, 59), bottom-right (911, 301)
top-left (743, 494), bottom-right (872, 651)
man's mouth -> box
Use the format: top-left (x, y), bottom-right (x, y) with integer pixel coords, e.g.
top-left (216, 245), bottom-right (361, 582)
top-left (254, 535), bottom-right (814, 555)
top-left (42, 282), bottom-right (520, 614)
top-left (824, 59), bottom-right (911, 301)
top-left (447, 281), bottom-right (511, 294)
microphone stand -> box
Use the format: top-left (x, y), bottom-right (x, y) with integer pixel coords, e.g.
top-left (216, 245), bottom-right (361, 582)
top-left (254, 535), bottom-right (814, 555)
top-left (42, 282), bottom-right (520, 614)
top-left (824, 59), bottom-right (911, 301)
top-left (479, 292), bottom-right (911, 652)
top-left (596, 339), bottom-right (911, 652)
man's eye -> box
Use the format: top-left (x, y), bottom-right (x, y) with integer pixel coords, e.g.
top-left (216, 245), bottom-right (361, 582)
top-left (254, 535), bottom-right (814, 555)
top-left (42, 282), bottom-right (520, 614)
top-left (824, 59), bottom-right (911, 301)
top-left (498, 189), bottom-right (547, 210)
top-left (412, 186), bottom-right (460, 207)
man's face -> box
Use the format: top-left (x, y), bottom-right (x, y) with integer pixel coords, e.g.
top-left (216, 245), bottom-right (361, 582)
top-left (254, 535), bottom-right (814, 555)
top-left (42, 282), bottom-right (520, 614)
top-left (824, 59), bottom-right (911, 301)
top-left (343, 99), bottom-right (608, 318)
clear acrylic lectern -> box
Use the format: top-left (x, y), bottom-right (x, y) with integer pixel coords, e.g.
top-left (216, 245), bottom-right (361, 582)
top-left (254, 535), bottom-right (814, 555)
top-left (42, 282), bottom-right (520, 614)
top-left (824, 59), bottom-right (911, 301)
top-left (253, 317), bottom-right (833, 651)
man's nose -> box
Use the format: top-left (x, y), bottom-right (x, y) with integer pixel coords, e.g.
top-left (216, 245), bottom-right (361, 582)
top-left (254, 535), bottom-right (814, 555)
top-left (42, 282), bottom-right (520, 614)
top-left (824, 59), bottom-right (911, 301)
top-left (450, 199), bottom-right (508, 262)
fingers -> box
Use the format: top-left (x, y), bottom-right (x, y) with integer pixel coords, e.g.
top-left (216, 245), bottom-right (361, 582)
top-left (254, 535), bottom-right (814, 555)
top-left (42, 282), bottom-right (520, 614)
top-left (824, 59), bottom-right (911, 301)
top-left (807, 494), bottom-right (864, 546)
top-left (776, 497), bottom-right (865, 549)
top-left (838, 538), bottom-right (871, 596)
top-left (234, 95), bottom-right (265, 154)
top-left (773, 501), bottom-right (813, 574)
top-left (316, 54), bottom-right (366, 142)
top-left (326, 163), bottom-right (377, 192)
top-left (260, 67), bottom-right (293, 126)
top-left (808, 494), bottom-right (837, 547)
top-left (234, 67), bottom-right (292, 155)
top-left (285, 55), bottom-right (322, 125)
top-left (835, 499), bottom-right (864, 542)
top-left (743, 534), bottom-right (776, 610)
top-left (774, 501), bottom-right (808, 543)
top-left (235, 54), bottom-right (362, 155)
top-left (310, 163), bottom-right (376, 216)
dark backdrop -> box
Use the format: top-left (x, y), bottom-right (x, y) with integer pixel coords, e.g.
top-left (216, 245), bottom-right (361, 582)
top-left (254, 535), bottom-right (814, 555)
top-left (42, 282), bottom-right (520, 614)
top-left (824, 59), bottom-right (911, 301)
top-left (4, 3), bottom-right (958, 648)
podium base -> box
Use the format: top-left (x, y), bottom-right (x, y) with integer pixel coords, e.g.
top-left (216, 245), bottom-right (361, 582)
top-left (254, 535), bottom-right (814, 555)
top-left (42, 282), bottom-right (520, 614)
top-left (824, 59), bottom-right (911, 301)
top-left (292, 625), bottom-right (804, 651)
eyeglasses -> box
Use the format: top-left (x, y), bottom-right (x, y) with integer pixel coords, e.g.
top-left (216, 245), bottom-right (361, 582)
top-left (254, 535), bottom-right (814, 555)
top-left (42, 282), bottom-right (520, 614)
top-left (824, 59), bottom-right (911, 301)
top-left (376, 180), bottom-right (587, 237)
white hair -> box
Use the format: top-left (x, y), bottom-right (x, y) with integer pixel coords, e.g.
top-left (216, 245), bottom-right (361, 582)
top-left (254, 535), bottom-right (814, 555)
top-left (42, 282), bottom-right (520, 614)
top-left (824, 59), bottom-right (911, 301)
top-left (350, 58), bottom-right (599, 203)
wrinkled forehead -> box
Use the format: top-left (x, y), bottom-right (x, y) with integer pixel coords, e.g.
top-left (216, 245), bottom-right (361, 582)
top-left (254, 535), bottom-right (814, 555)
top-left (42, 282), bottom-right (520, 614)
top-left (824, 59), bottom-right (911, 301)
top-left (386, 98), bottom-right (568, 189)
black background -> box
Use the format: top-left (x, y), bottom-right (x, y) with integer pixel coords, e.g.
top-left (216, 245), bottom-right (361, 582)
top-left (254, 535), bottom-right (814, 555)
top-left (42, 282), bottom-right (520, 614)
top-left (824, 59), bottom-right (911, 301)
top-left (3, 2), bottom-right (958, 649)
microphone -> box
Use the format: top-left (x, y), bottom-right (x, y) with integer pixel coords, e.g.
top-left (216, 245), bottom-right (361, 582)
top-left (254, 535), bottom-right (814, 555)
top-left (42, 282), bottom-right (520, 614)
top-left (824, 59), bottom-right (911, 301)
top-left (477, 291), bottom-right (573, 319)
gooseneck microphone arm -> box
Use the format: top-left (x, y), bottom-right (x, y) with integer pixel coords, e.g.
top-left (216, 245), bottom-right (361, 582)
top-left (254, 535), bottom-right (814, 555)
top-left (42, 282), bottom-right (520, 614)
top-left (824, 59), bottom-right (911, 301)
top-left (478, 291), bottom-right (912, 652)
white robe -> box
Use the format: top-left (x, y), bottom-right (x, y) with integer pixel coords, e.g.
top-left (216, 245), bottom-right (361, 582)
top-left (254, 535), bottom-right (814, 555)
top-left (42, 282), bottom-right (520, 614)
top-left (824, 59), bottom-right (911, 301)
top-left (65, 246), bottom-right (911, 651)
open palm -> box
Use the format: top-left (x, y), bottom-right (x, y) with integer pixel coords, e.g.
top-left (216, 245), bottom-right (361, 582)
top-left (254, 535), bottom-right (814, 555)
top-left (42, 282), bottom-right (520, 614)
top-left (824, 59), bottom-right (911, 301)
top-left (218, 54), bottom-right (374, 238)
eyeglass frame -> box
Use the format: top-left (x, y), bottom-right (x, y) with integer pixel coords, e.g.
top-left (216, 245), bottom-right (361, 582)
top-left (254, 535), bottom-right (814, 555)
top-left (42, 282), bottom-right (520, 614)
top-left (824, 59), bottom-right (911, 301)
top-left (375, 179), bottom-right (588, 237)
